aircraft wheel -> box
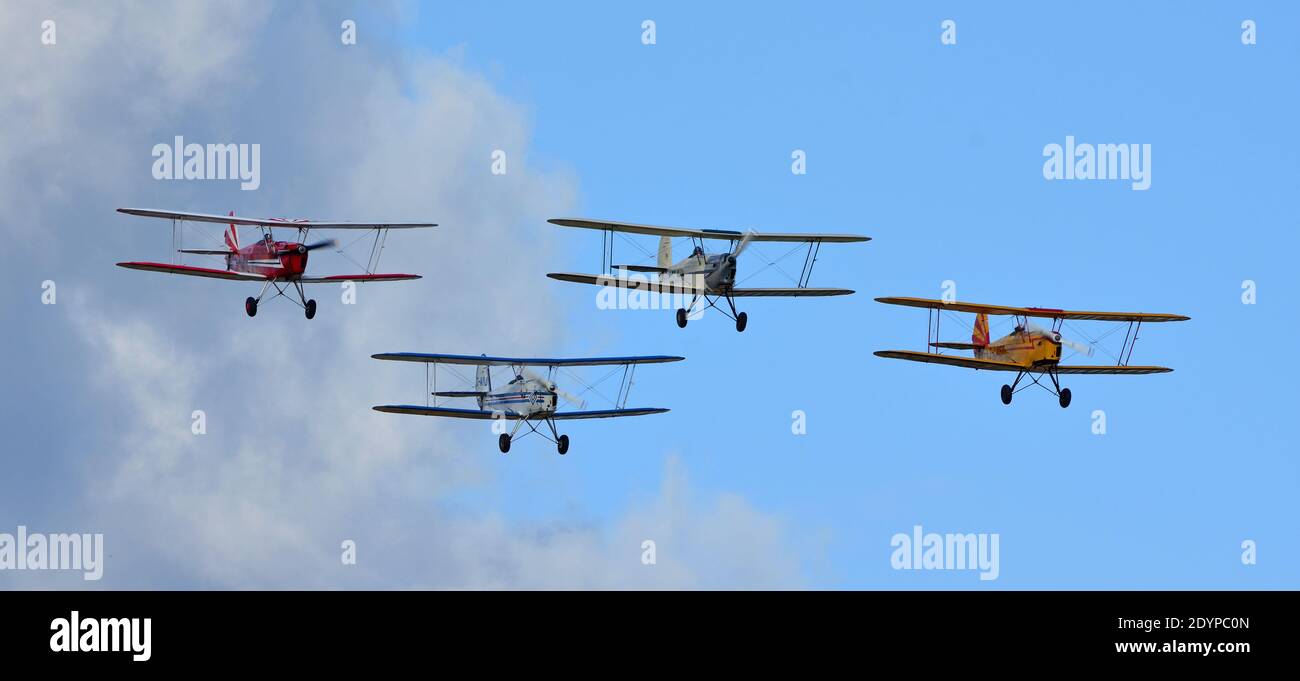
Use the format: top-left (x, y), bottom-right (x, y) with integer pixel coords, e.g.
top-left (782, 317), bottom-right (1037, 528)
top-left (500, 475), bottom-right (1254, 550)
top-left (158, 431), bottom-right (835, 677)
top-left (498, 433), bottom-right (511, 454)
top-left (1000, 384), bottom-right (1012, 405)
top-left (676, 308), bottom-right (688, 328)
top-left (245, 297), bottom-right (258, 317)
top-left (1058, 388), bottom-right (1072, 409)
top-left (305, 299), bottom-right (317, 320)
top-left (557, 434), bottom-right (569, 456)
top-left (735, 311), bottom-right (748, 333)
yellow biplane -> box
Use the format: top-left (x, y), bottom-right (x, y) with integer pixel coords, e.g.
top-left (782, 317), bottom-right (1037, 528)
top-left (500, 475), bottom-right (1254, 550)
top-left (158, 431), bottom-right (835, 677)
top-left (873, 297), bottom-right (1189, 408)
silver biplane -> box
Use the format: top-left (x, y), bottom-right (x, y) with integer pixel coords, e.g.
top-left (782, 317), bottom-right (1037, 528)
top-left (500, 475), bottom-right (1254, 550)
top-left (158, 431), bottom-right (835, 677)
top-left (546, 218), bottom-right (870, 332)
top-left (371, 353), bottom-right (682, 454)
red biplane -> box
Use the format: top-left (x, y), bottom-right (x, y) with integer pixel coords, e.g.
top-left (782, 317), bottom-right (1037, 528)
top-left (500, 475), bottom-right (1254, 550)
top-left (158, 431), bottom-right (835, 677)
top-left (115, 208), bottom-right (435, 319)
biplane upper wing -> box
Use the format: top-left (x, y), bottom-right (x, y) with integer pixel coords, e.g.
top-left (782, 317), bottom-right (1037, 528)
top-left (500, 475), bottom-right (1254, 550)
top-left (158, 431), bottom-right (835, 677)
top-left (1053, 365), bottom-right (1173, 375)
top-left (546, 273), bottom-right (853, 297)
top-left (117, 208), bottom-right (436, 230)
top-left (296, 273), bottom-right (421, 283)
top-left (875, 297), bottom-right (1189, 322)
top-left (372, 352), bottom-right (684, 367)
top-left (116, 262), bottom-right (267, 281)
top-left (371, 405), bottom-right (668, 420)
top-left (548, 218), bottom-right (869, 243)
top-left (873, 350), bottom-right (1024, 372)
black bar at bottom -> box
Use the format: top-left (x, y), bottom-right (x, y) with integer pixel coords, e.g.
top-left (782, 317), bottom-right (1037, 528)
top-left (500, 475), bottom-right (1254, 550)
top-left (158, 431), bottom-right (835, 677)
top-left (0, 590), bottom-right (1284, 670)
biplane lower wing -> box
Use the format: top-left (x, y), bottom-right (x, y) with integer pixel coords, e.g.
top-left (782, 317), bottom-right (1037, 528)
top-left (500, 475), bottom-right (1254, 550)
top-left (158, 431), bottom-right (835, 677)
top-left (117, 263), bottom-right (418, 283)
top-left (372, 405), bottom-right (668, 420)
top-left (295, 273), bottom-right (421, 283)
top-left (875, 297), bottom-right (1189, 322)
top-left (372, 353), bottom-right (684, 367)
top-left (549, 408), bottom-right (669, 420)
top-left (1054, 365), bottom-right (1173, 375)
top-left (116, 262), bottom-right (267, 281)
top-left (873, 350), bottom-right (1024, 372)
top-left (876, 351), bottom-right (1173, 375)
top-left (374, 405), bottom-right (514, 420)
top-left (546, 273), bottom-right (852, 297)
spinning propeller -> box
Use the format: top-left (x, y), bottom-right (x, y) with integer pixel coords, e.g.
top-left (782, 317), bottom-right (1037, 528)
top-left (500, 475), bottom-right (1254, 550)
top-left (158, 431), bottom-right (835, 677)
top-left (1027, 321), bottom-right (1094, 357)
top-left (727, 230), bottom-right (756, 263)
top-left (522, 368), bottom-right (587, 409)
top-left (274, 239), bottom-right (337, 256)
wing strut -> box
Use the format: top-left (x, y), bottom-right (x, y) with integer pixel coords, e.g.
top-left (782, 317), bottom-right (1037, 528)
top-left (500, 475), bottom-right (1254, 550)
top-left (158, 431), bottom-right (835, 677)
top-left (797, 239), bottom-right (823, 288)
top-left (615, 362), bottom-right (638, 409)
top-left (1119, 320), bottom-right (1142, 366)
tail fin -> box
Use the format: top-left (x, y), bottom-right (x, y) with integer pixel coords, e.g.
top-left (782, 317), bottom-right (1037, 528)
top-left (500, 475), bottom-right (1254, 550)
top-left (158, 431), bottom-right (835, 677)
top-left (972, 313), bottom-right (990, 347)
top-left (224, 210), bottom-right (240, 251)
top-left (657, 236), bottom-right (672, 270)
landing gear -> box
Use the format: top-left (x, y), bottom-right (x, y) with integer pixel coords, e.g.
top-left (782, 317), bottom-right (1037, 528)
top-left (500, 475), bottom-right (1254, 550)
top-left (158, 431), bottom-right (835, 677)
top-left (498, 433), bottom-right (511, 454)
top-left (304, 299), bottom-right (317, 320)
top-left (557, 434), bottom-right (569, 455)
top-left (1000, 368), bottom-right (1072, 407)
top-left (245, 296), bottom-right (258, 317)
top-left (676, 293), bottom-right (747, 331)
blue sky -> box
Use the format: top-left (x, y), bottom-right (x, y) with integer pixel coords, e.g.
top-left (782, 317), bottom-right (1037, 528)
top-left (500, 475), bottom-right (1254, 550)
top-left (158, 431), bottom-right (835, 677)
top-left (2, 1), bottom-right (1295, 589)
top-left (402, 2), bottom-right (1298, 587)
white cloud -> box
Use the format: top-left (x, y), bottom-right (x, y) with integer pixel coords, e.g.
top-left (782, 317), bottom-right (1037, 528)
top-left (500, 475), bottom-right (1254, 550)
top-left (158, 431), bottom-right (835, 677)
top-left (0, 1), bottom-right (806, 589)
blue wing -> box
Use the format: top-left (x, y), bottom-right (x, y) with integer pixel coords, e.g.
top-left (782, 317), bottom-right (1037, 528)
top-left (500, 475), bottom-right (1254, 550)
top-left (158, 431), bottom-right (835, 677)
top-left (371, 353), bottom-right (684, 367)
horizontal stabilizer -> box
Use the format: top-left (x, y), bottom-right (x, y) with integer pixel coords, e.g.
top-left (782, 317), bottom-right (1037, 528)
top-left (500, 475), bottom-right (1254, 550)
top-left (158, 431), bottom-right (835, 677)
top-left (930, 342), bottom-right (984, 351)
top-left (177, 249), bottom-right (234, 256)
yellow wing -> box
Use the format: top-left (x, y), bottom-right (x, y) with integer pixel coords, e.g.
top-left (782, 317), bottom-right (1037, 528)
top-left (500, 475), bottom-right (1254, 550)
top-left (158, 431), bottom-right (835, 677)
top-left (1054, 365), bottom-right (1172, 375)
top-left (873, 350), bottom-right (1023, 372)
top-left (875, 297), bottom-right (1189, 323)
